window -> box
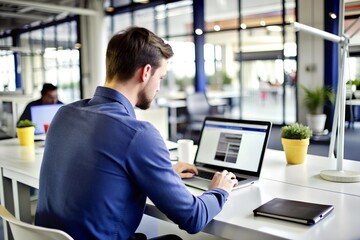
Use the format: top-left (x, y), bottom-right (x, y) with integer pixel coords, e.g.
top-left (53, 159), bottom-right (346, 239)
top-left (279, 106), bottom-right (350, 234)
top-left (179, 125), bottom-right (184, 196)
top-left (18, 20), bottom-right (80, 103)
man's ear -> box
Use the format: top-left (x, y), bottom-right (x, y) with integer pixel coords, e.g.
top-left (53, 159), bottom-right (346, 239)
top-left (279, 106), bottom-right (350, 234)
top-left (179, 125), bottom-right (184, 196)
top-left (141, 64), bottom-right (152, 82)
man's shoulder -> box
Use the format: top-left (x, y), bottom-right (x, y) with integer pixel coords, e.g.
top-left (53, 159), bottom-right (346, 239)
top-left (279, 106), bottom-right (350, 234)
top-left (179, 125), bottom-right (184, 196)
top-left (27, 99), bottom-right (43, 107)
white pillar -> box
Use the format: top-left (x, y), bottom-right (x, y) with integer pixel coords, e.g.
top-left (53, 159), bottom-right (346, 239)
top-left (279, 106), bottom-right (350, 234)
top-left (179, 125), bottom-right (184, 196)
top-left (297, 0), bottom-right (324, 124)
top-left (80, 0), bottom-right (106, 99)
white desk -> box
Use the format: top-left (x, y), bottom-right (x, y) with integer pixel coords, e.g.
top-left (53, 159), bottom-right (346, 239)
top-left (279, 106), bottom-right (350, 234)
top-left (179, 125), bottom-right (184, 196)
top-left (1, 138), bottom-right (360, 240)
top-left (346, 99), bottom-right (360, 127)
top-left (262, 149), bottom-right (360, 196)
top-left (0, 139), bottom-right (44, 239)
top-left (0, 140), bottom-right (42, 223)
top-left (346, 99), bottom-right (360, 106)
top-left (146, 178), bottom-right (360, 240)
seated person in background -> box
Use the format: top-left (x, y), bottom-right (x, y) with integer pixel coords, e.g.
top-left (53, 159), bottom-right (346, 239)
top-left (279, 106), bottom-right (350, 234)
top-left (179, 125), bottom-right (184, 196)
top-left (35, 27), bottom-right (238, 240)
top-left (18, 83), bottom-right (63, 122)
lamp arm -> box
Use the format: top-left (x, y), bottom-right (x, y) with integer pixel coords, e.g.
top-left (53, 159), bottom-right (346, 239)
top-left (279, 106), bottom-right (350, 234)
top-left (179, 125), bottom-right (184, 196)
top-left (293, 22), bottom-right (345, 44)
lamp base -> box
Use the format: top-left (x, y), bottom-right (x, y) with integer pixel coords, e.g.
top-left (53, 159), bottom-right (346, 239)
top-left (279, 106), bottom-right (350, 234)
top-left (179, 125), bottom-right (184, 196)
top-left (320, 170), bottom-right (360, 183)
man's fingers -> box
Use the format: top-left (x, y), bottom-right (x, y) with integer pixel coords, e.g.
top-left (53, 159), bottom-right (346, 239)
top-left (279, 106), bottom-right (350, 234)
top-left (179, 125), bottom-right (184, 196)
top-left (180, 172), bottom-right (195, 179)
top-left (227, 172), bottom-right (236, 179)
top-left (220, 170), bottom-right (229, 176)
top-left (232, 178), bottom-right (239, 187)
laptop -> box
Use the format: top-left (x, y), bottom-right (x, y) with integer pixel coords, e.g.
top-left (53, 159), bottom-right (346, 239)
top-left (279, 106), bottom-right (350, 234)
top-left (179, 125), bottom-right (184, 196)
top-left (30, 104), bottom-right (63, 135)
top-left (183, 117), bottom-right (272, 191)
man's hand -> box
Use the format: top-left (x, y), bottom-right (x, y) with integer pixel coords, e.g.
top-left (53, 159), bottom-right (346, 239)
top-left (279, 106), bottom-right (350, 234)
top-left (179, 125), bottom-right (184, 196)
top-left (173, 162), bottom-right (198, 179)
top-left (208, 170), bottom-right (238, 193)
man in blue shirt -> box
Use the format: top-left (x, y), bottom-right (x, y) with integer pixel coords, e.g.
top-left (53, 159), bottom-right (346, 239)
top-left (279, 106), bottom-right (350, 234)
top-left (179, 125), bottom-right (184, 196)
top-left (18, 83), bottom-right (63, 122)
top-left (35, 27), bottom-right (238, 240)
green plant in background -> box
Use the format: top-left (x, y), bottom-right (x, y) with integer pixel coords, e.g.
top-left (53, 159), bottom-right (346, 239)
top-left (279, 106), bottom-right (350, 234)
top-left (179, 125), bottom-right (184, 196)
top-left (59, 82), bottom-right (79, 89)
top-left (175, 76), bottom-right (194, 91)
top-left (302, 85), bottom-right (335, 114)
top-left (346, 79), bottom-right (360, 87)
top-left (207, 71), bottom-right (232, 86)
top-left (17, 119), bottom-right (36, 128)
top-left (281, 123), bottom-right (313, 139)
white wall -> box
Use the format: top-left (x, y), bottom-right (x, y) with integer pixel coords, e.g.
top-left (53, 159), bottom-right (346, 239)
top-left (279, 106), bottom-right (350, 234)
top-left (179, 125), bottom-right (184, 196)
top-left (297, 0), bottom-right (325, 124)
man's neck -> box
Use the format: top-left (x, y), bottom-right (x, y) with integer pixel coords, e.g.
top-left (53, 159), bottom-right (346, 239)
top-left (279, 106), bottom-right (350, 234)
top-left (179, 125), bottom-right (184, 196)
top-left (103, 80), bottom-right (139, 107)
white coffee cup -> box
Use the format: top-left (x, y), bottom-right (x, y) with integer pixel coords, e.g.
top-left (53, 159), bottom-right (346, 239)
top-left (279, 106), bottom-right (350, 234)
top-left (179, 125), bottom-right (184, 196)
top-left (177, 139), bottom-right (194, 164)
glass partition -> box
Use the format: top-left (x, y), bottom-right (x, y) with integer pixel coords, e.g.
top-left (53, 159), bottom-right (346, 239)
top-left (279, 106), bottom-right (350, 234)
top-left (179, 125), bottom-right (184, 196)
top-left (105, 0), bottom-right (298, 125)
top-left (167, 1), bottom-right (193, 36)
top-left (166, 36), bottom-right (195, 94)
top-left (134, 8), bottom-right (155, 32)
top-left (0, 37), bottom-right (15, 91)
top-left (17, 20), bottom-right (80, 103)
top-left (113, 13), bottom-right (132, 34)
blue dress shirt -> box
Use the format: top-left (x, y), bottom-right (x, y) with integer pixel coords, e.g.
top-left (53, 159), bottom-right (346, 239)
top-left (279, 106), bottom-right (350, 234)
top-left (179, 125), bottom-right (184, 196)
top-left (35, 86), bottom-right (228, 239)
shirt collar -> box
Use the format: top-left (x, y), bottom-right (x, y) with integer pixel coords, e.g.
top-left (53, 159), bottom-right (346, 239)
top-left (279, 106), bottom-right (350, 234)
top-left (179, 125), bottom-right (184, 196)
top-left (94, 86), bottom-right (136, 118)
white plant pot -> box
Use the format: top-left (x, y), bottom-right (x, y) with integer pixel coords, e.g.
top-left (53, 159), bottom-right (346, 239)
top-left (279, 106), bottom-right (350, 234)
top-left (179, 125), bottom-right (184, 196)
top-left (306, 114), bottom-right (327, 134)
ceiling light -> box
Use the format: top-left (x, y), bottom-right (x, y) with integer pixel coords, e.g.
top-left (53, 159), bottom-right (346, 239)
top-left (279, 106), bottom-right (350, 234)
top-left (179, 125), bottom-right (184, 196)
top-left (195, 29), bottom-right (203, 35)
top-left (133, 0), bottom-right (149, 3)
top-left (240, 23), bottom-right (247, 29)
top-left (329, 12), bottom-right (337, 19)
top-left (74, 43), bottom-right (81, 49)
top-left (213, 25), bottom-right (221, 31)
top-left (266, 26), bottom-right (282, 32)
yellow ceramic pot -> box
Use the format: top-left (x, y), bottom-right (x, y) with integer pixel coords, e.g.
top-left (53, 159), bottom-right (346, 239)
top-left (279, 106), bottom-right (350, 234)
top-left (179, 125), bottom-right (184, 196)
top-left (16, 127), bottom-right (35, 146)
top-left (281, 138), bottom-right (310, 164)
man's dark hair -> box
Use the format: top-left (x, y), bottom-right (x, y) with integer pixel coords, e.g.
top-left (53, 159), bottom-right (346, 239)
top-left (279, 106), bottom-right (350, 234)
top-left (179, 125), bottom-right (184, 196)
top-left (106, 27), bottom-right (174, 81)
top-left (41, 83), bottom-right (58, 96)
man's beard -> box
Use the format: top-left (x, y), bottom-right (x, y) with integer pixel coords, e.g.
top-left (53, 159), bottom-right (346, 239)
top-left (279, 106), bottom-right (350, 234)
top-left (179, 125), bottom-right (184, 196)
top-left (136, 88), bottom-right (154, 110)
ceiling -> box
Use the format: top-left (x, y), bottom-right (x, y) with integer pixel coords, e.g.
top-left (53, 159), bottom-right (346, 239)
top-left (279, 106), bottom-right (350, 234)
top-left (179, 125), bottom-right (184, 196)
top-left (0, 0), bottom-right (359, 35)
top-left (0, 0), bottom-right (92, 34)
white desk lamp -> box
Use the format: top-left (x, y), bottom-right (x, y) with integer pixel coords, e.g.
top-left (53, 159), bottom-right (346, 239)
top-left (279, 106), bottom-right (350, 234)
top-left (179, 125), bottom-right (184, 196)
top-left (293, 18), bottom-right (360, 183)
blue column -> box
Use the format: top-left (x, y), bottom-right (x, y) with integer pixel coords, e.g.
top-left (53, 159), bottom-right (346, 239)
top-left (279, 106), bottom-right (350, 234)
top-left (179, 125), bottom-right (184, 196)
top-left (193, 0), bottom-right (206, 92)
top-left (14, 53), bottom-right (21, 89)
top-left (12, 33), bottom-right (22, 89)
top-left (324, 0), bottom-right (339, 130)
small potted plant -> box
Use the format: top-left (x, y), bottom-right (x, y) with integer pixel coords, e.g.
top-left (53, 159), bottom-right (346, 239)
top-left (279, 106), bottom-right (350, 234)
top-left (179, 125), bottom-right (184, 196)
top-left (347, 79), bottom-right (360, 99)
top-left (16, 119), bottom-right (36, 146)
top-left (281, 123), bottom-right (313, 164)
top-left (302, 85), bottom-right (335, 133)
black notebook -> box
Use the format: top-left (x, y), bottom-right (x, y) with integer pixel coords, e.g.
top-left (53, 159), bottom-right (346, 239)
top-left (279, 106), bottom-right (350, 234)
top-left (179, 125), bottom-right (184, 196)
top-left (253, 198), bottom-right (334, 225)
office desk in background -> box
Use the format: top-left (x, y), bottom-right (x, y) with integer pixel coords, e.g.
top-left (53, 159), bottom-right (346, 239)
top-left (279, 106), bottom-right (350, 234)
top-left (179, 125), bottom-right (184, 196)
top-left (157, 99), bottom-right (229, 140)
top-left (158, 100), bottom-right (187, 140)
top-left (156, 90), bottom-right (239, 140)
top-left (1, 138), bottom-right (360, 239)
top-left (346, 99), bottom-right (360, 127)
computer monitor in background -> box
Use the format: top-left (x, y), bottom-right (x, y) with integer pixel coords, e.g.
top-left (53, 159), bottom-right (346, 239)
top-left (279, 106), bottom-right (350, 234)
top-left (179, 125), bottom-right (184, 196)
top-left (30, 104), bottom-right (63, 135)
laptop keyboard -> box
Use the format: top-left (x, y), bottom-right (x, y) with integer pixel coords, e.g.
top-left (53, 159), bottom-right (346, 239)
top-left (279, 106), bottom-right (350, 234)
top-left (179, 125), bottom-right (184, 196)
top-left (197, 170), bottom-right (246, 182)
top-left (197, 170), bottom-right (215, 180)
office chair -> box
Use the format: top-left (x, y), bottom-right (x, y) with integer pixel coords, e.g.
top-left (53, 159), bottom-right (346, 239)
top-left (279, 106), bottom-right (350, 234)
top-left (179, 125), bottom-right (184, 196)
top-left (0, 205), bottom-right (74, 240)
top-left (185, 92), bottom-right (212, 140)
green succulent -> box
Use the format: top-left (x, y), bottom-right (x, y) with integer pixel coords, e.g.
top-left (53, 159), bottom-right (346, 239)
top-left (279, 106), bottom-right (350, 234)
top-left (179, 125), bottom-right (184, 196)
top-left (281, 123), bottom-right (313, 139)
top-left (17, 119), bottom-right (36, 128)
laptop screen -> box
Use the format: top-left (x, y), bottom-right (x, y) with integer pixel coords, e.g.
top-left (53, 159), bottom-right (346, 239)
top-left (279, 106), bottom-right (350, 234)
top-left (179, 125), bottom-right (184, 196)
top-left (30, 104), bottom-right (63, 134)
top-left (195, 117), bottom-right (271, 174)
